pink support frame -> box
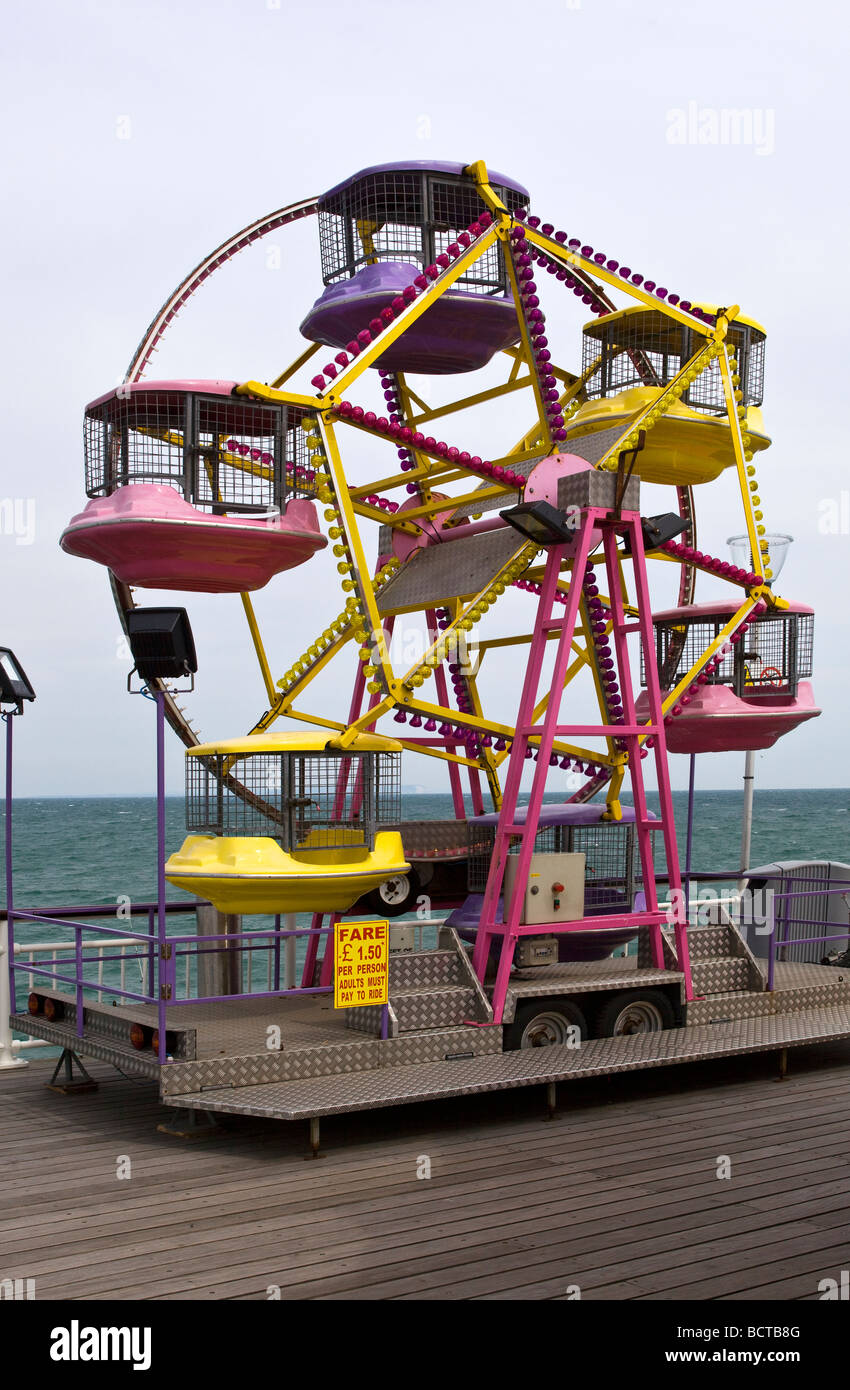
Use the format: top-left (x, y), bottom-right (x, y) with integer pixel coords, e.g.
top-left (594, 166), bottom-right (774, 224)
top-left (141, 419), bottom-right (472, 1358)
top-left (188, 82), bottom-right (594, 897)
top-left (471, 506), bottom-right (694, 1022)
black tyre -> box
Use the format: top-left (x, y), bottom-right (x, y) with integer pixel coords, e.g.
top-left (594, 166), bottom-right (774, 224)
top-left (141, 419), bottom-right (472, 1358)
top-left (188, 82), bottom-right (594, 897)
top-left (504, 998), bottom-right (588, 1051)
top-left (360, 868), bottom-right (421, 918)
top-left (594, 989), bottom-right (675, 1037)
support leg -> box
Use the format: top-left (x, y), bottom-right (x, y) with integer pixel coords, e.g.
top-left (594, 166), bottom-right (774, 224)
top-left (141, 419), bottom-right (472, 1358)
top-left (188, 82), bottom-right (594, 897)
top-left (157, 1107), bottom-right (220, 1140)
top-left (46, 1048), bottom-right (98, 1094)
top-left (489, 932), bottom-right (517, 1025)
top-left (301, 913), bottom-right (323, 989)
top-left (305, 1115), bottom-right (325, 1160)
top-left (319, 915), bottom-right (339, 988)
top-left (777, 1047), bottom-right (789, 1081)
top-left (546, 1082), bottom-right (557, 1121)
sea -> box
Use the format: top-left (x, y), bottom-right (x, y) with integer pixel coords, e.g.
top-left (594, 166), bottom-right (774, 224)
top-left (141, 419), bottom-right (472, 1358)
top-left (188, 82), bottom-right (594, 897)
top-left (2, 790), bottom-right (848, 1034)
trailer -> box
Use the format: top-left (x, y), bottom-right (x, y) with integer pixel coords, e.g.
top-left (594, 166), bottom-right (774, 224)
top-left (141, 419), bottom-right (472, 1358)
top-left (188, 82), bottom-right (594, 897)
top-left (12, 893), bottom-right (850, 1155)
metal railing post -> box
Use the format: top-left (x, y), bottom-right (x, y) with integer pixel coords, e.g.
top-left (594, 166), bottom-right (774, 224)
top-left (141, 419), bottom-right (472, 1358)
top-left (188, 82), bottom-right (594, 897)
top-left (155, 691), bottom-right (169, 1063)
top-left (767, 885), bottom-right (780, 992)
top-left (1, 713), bottom-right (26, 1070)
top-left (284, 913), bottom-right (296, 989)
top-left (0, 914), bottom-right (26, 1071)
top-left (75, 922), bottom-right (84, 1037)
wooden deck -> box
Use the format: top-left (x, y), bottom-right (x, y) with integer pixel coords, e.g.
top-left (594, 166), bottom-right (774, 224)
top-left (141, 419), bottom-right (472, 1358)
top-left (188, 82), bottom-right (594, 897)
top-left (2, 1043), bottom-right (850, 1300)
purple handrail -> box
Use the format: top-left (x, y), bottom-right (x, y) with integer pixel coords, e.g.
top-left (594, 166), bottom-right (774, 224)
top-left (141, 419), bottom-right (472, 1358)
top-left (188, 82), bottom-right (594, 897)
top-left (12, 913), bottom-right (334, 1013)
top-left (765, 882), bottom-right (850, 990)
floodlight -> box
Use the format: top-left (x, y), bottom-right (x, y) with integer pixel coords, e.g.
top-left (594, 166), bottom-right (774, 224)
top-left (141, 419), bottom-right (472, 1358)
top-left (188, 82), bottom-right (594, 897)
top-left (0, 649), bottom-right (36, 708)
top-left (622, 513), bottom-right (691, 555)
top-left (500, 501), bottom-right (579, 546)
top-left (125, 608), bottom-right (197, 681)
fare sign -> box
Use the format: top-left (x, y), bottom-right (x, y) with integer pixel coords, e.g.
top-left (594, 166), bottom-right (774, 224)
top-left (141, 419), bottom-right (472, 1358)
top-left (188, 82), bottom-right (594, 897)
top-left (334, 919), bottom-right (389, 1009)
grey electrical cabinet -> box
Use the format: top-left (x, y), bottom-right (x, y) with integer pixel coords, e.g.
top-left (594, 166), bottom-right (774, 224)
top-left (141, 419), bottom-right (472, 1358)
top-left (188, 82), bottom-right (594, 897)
top-left (740, 860), bottom-right (850, 963)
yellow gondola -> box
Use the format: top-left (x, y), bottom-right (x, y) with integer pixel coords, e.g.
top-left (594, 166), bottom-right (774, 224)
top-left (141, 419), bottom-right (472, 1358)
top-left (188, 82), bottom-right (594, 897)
top-left (563, 305), bottom-right (770, 485)
top-left (165, 731), bottom-right (408, 914)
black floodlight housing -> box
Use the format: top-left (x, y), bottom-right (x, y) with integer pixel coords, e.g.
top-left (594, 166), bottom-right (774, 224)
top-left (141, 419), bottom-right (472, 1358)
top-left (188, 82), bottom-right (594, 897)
top-left (500, 500), bottom-right (579, 547)
top-left (622, 512), bottom-right (692, 555)
top-left (0, 648), bottom-right (36, 708)
top-left (125, 608), bottom-right (197, 682)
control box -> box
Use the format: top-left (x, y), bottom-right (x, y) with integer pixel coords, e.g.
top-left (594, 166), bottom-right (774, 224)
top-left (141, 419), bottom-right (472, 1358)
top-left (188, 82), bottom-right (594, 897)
top-left (515, 936), bottom-right (559, 968)
top-left (389, 922), bottom-right (417, 954)
top-left (504, 851), bottom-right (586, 926)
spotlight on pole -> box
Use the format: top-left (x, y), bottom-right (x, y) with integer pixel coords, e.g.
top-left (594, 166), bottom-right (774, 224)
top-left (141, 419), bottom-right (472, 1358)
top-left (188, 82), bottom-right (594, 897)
top-left (0, 649), bottom-right (36, 714)
top-left (122, 608), bottom-right (198, 1066)
top-left (125, 608), bottom-right (197, 686)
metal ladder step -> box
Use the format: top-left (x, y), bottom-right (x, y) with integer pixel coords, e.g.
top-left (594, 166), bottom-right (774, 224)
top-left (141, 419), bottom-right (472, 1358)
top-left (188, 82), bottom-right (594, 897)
top-left (391, 986), bottom-right (480, 1034)
top-left (685, 926), bottom-right (739, 960)
top-left (690, 956), bottom-right (752, 996)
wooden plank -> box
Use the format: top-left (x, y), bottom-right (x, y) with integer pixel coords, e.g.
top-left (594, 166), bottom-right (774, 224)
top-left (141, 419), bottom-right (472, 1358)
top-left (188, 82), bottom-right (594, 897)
top-left (6, 1106), bottom-right (849, 1273)
top-left (15, 1146), bottom-right (850, 1301)
top-left (2, 1048), bottom-right (850, 1301)
top-left (8, 1105), bottom-right (845, 1252)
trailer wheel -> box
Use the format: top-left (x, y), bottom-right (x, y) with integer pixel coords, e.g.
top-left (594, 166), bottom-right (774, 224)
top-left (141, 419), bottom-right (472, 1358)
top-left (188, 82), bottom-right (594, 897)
top-left (360, 868), bottom-right (421, 918)
top-left (505, 999), bottom-right (588, 1050)
top-left (594, 990), bottom-right (675, 1037)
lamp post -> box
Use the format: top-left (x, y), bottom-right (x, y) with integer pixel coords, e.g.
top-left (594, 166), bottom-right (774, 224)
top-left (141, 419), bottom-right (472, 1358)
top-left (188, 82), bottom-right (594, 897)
top-left (726, 535), bottom-right (793, 891)
top-left (0, 648), bottom-right (36, 1070)
top-left (124, 609), bottom-right (197, 1063)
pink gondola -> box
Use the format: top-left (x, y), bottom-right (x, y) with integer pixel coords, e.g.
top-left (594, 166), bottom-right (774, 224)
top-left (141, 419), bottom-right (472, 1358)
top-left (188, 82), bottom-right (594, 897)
top-left (60, 380), bottom-right (326, 593)
top-left (636, 599), bottom-right (820, 753)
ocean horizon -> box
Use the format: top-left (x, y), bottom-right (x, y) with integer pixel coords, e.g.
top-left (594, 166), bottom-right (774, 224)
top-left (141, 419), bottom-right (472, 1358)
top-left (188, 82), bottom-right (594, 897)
top-left (3, 788), bottom-right (848, 911)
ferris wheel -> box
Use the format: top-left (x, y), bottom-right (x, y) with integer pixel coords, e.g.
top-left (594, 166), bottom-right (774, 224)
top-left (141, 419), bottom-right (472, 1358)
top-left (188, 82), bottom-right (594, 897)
top-left (60, 158), bottom-right (819, 827)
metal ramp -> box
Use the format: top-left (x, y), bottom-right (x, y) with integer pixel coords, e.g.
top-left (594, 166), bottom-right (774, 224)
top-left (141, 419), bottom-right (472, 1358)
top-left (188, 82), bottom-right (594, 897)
top-left (375, 527), bottom-right (531, 615)
top-left (160, 1003), bottom-right (850, 1122)
top-left (560, 423), bottom-right (628, 467)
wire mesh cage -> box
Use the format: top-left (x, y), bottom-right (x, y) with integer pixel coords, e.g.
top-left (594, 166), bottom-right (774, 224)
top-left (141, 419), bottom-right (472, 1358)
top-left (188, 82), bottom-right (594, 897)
top-left (581, 310), bottom-right (766, 415)
top-left (642, 608), bottom-right (814, 697)
top-left (83, 388), bottom-right (314, 509)
top-left (186, 750), bottom-right (402, 853)
top-left (316, 166), bottom-right (528, 295)
top-left (467, 819), bottom-right (648, 913)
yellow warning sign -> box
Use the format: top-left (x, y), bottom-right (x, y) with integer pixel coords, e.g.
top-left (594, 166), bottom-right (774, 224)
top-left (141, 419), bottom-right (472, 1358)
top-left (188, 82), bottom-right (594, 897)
top-left (334, 919), bottom-right (389, 1009)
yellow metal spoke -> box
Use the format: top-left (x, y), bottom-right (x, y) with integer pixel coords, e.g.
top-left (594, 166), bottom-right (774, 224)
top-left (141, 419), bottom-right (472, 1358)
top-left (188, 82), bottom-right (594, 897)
top-left (522, 225), bottom-right (716, 337)
top-left (270, 341), bottom-right (323, 389)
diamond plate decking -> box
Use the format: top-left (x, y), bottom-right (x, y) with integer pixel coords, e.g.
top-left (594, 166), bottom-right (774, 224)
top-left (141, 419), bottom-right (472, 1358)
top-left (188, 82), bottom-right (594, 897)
top-left (375, 528), bottom-right (530, 615)
top-left (161, 1003), bottom-right (850, 1121)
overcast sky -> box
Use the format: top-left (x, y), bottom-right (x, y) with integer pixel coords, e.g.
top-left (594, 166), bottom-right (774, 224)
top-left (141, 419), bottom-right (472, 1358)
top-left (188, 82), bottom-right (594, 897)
top-left (1, 0), bottom-right (847, 799)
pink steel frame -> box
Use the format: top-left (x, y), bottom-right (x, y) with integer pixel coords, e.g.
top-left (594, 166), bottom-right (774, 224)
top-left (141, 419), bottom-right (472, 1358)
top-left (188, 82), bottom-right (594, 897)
top-left (470, 506), bottom-right (695, 1022)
